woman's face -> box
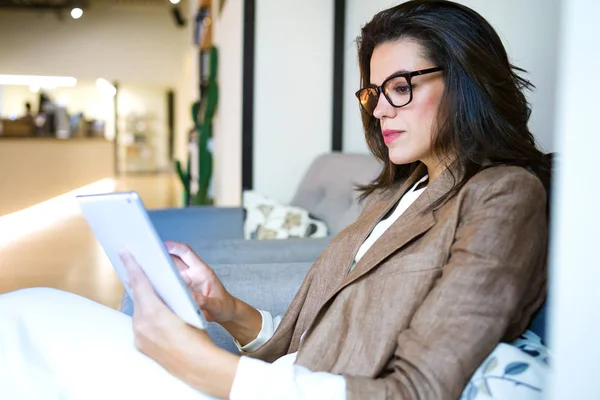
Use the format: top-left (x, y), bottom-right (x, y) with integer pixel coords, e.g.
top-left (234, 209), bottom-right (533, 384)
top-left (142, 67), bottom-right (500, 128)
top-left (370, 39), bottom-right (445, 167)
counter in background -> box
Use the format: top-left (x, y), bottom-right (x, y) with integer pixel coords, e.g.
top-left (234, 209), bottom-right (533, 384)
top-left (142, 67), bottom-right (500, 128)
top-left (0, 137), bottom-right (115, 216)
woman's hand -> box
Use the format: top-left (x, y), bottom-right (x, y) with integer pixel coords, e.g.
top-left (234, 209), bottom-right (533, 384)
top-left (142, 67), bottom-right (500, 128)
top-left (119, 250), bottom-right (239, 399)
top-left (165, 241), bottom-right (237, 324)
top-left (165, 241), bottom-right (263, 347)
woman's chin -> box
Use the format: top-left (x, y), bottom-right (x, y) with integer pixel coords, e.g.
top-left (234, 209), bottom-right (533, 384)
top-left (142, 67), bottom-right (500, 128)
top-left (388, 149), bottom-right (418, 166)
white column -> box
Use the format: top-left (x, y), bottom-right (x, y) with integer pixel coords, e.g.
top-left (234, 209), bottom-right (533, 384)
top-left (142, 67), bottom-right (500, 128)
top-left (253, 0), bottom-right (334, 203)
top-left (212, 0), bottom-right (244, 206)
top-left (548, 0), bottom-right (600, 399)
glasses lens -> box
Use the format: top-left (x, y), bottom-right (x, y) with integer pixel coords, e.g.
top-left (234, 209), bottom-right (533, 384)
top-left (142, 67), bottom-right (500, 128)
top-left (383, 75), bottom-right (411, 108)
top-left (358, 87), bottom-right (379, 115)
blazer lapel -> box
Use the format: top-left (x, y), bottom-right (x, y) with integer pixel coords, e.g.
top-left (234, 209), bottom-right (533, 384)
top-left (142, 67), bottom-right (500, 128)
top-left (330, 163), bottom-right (460, 298)
top-left (276, 165), bottom-right (430, 353)
top-left (325, 165), bottom-right (429, 287)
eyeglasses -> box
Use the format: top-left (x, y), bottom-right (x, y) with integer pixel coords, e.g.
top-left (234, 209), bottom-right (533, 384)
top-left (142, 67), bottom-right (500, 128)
top-left (355, 67), bottom-right (444, 115)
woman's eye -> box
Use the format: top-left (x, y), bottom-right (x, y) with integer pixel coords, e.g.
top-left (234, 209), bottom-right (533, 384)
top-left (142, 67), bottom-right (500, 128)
top-left (392, 85), bottom-right (410, 94)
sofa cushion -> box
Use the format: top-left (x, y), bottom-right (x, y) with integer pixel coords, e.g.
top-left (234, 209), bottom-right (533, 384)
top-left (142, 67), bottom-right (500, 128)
top-left (189, 237), bottom-right (330, 265)
top-left (460, 330), bottom-right (550, 400)
top-left (149, 206), bottom-right (245, 242)
top-left (243, 191), bottom-right (328, 240)
top-left (290, 153), bottom-right (382, 235)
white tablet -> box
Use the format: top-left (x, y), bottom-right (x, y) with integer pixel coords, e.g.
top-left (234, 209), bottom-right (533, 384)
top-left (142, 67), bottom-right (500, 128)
top-left (76, 191), bottom-right (205, 330)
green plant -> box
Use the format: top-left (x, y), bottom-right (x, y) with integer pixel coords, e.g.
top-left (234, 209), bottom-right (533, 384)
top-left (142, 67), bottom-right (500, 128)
top-left (176, 46), bottom-right (219, 206)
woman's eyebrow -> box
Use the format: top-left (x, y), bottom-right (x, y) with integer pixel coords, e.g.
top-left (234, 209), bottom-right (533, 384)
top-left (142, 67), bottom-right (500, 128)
top-left (370, 69), bottom-right (410, 85)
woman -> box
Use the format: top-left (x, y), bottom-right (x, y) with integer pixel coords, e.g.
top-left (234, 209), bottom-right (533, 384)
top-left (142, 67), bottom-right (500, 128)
top-left (0, 1), bottom-right (550, 399)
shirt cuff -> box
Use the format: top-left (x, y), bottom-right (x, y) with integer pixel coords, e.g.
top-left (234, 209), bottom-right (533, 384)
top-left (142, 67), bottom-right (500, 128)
top-left (233, 309), bottom-right (275, 353)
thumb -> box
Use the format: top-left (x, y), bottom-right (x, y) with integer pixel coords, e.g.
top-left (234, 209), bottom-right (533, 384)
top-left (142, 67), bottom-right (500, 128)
top-left (119, 251), bottom-right (162, 309)
top-left (166, 242), bottom-right (211, 274)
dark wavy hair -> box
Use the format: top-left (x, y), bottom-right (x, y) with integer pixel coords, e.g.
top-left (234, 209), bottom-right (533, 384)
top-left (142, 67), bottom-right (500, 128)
top-left (357, 0), bottom-right (551, 205)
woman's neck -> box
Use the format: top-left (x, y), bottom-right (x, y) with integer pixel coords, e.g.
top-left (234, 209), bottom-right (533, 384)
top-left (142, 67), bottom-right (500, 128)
top-left (422, 154), bottom-right (455, 183)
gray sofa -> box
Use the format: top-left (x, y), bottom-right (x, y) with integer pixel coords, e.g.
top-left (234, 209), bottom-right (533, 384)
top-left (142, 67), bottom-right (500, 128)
top-left (198, 262), bottom-right (313, 353)
top-left (148, 152), bottom-right (382, 265)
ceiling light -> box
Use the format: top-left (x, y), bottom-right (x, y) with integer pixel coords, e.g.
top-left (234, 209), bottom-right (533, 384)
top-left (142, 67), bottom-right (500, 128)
top-left (96, 78), bottom-right (117, 97)
top-left (170, 0), bottom-right (181, 4)
top-left (71, 7), bottom-right (83, 19)
top-left (0, 75), bottom-right (77, 88)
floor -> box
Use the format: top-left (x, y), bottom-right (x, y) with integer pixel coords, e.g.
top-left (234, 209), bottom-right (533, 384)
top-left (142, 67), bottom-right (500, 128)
top-left (0, 173), bottom-right (183, 310)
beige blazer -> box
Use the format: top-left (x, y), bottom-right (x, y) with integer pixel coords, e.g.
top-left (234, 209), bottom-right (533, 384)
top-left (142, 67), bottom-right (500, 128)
top-left (248, 163), bottom-right (548, 400)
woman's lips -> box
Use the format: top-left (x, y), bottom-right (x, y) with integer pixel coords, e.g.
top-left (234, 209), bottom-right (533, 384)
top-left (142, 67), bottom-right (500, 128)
top-left (382, 129), bottom-right (405, 144)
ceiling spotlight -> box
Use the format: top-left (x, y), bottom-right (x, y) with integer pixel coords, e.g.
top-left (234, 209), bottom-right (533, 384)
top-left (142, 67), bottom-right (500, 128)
top-left (71, 8), bottom-right (83, 19)
top-left (170, 0), bottom-right (181, 4)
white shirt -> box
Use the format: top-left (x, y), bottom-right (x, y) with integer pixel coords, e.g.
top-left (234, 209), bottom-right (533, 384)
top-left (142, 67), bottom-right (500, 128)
top-left (229, 176), bottom-right (428, 400)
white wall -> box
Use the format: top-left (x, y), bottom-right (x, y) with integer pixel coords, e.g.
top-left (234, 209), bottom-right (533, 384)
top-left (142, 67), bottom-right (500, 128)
top-left (253, 0), bottom-right (334, 203)
top-left (212, 0), bottom-right (244, 206)
top-left (548, 0), bottom-right (600, 398)
top-left (343, 0), bottom-right (560, 154)
top-left (0, 5), bottom-right (189, 86)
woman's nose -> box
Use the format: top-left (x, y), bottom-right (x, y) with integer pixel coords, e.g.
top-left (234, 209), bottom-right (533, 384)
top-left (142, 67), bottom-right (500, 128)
top-left (372, 91), bottom-right (396, 120)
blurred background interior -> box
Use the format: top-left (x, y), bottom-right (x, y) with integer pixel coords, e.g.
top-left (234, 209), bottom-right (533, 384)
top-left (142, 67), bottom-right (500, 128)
top-left (0, 1), bottom-right (596, 397)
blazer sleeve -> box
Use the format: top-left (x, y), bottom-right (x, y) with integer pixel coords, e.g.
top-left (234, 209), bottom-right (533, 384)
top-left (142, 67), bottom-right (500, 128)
top-left (343, 169), bottom-right (548, 400)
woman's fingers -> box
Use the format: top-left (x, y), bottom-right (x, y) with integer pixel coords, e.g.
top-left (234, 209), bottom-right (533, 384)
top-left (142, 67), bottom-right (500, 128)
top-left (164, 241), bottom-right (233, 322)
top-left (119, 251), bottom-right (164, 312)
top-left (171, 254), bottom-right (188, 272)
top-left (170, 254), bottom-right (191, 283)
top-left (164, 241), bottom-right (211, 274)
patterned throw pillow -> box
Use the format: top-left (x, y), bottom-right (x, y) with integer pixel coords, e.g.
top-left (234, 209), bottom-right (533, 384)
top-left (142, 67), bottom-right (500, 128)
top-left (242, 191), bottom-right (328, 240)
top-left (460, 330), bottom-right (551, 400)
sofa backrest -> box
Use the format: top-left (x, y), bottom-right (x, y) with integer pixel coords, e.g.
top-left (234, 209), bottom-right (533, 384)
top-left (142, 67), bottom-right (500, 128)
top-left (290, 152), bottom-right (382, 235)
